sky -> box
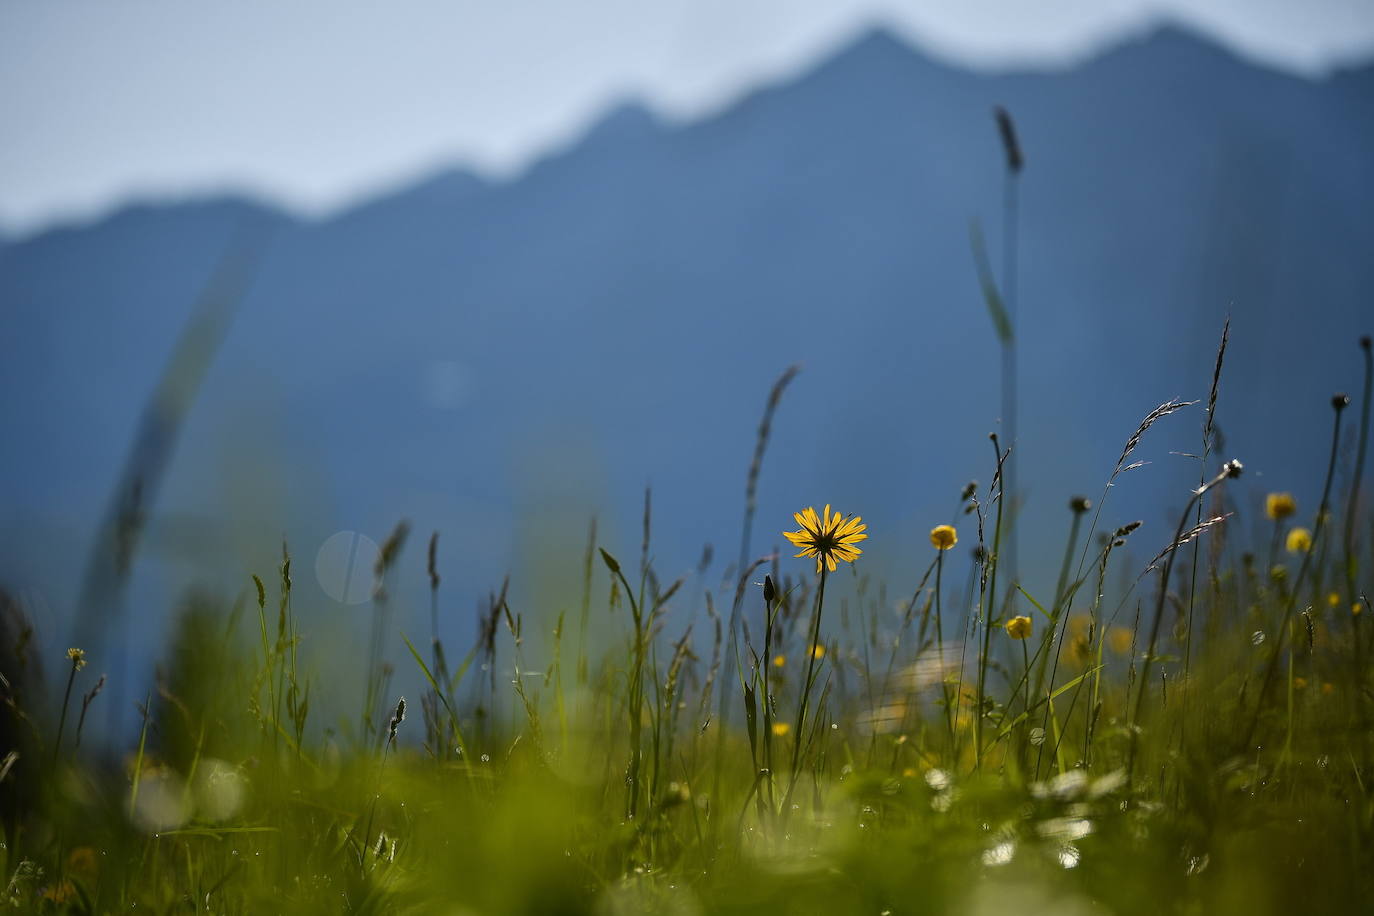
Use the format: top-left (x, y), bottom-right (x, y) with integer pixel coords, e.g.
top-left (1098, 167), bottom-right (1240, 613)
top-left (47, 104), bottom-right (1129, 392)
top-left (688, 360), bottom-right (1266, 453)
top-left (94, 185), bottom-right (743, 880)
top-left (2, 0), bottom-right (1371, 236)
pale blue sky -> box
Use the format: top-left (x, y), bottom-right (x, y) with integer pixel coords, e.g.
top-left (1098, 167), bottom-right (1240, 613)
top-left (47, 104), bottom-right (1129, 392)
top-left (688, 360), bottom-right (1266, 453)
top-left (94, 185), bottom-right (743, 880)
top-left (2, 0), bottom-right (1370, 235)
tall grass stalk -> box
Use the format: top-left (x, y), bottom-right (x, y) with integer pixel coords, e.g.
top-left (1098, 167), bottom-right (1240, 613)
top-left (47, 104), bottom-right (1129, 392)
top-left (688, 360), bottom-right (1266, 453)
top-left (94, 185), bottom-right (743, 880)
top-left (1128, 459), bottom-right (1242, 783)
top-left (994, 106), bottom-right (1023, 606)
top-left (1345, 337), bottom-right (1371, 691)
top-left (1246, 395), bottom-right (1348, 749)
top-left (975, 435), bottom-right (1008, 772)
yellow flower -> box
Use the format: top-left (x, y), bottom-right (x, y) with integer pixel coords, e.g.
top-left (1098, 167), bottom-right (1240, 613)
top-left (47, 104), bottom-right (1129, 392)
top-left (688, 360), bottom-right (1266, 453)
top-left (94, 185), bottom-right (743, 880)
top-left (41, 881), bottom-right (76, 904)
top-left (1063, 634), bottom-right (1091, 666)
top-left (67, 647), bottom-right (86, 671)
top-left (1286, 527), bottom-right (1312, 554)
top-left (1322, 682), bottom-right (1335, 695)
top-left (930, 525), bottom-right (957, 550)
top-left (1265, 492), bottom-right (1296, 520)
top-left (1108, 626), bottom-right (1133, 656)
top-left (811, 644), bottom-right (826, 660)
top-left (1328, 592), bottom-right (1342, 608)
top-left (783, 505), bottom-right (867, 574)
top-left (1005, 616), bottom-right (1032, 640)
top-left (67, 846), bottom-right (98, 878)
top-left (772, 654), bottom-right (786, 668)
top-left (1354, 602), bottom-right (1364, 617)
top-left (1293, 676), bottom-right (1308, 690)
top-left (771, 722), bottom-right (791, 737)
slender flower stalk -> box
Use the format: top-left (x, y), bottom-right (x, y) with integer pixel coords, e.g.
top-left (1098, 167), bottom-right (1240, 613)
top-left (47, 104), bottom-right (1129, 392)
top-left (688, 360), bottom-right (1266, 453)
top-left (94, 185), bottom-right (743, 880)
top-left (780, 504), bottom-right (866, 815)
top-left (1345, 337), bottom-right (1371, 685)
top-left (1245, 396), bottom-right (1349, 749)
top-left (930, 525), bottom-right (958, 745)
top-left (1030, 497), bottom-right (1090, 777)
top-left (52, 648), bottom-right (86, 766)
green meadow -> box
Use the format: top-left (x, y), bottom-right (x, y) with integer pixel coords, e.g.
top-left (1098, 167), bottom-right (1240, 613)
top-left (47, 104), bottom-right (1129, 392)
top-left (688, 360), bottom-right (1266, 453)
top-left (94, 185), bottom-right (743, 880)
top-left (3, 330), bottom-right (1372, 915)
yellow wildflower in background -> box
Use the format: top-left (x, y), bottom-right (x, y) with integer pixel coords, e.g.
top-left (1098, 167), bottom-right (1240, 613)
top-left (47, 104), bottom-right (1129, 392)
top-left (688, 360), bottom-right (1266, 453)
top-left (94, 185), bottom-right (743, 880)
top-left (930, 525), bottom-right (957, 550)
top-left (1108, 626), bottom-right (1134, 655)
top-left (771, 722), bottom-right (791, 737)
top-left (1286, 527), bottom-right (1312, 554)
top-left (811, 644), bottom-right (826, 660)
top-left (783, 505), bottom-right (867, 574)
top-left (772, 654), bottom-right (786, 668)
top-left (1005, 616), bottom-right (1032, 639)
top-left (1328, 592), bottom-right (1342, 608)
top-left (67, 847), bottom-right (98, 879)
top-left (1265, 492), bottom-right (1296, 520)
top-left (1064, 634), bottom-right (1092, 665)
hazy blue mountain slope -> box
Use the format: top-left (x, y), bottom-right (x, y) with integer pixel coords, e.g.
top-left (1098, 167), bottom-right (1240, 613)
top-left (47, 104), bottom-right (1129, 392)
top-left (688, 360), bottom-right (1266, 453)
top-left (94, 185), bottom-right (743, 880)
top-left (1, 24), bottom-right (1370, 671)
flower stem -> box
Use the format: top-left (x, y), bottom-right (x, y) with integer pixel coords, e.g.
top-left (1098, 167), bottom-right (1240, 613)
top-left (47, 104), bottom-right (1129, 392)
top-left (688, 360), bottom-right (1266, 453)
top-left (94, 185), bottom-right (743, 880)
top-left (783, 564), bottom-right (829, 815)
top-left (52, 660), bottom-right (79, 767)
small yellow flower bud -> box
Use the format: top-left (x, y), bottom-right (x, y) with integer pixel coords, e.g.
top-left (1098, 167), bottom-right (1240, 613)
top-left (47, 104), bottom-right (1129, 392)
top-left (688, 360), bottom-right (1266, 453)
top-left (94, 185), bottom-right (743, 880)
top-left (930, 525), bottom-right (957, 550)
top-left (1265, 492), bottom-right (1296, 520)
top-left (1286, 527), bottom-right (1312, 554)
top-left (1005, 616), bottom-right (1032, 640)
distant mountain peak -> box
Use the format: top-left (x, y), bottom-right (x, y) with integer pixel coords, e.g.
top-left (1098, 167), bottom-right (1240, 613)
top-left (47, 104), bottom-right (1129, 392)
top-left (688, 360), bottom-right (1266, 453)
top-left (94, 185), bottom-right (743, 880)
top-left (839, 24), bottom-right (915, 59)
top-left (1090, 18), bottom-right (1253, 73)
top-left (580, 99), bottom-right (662, 145)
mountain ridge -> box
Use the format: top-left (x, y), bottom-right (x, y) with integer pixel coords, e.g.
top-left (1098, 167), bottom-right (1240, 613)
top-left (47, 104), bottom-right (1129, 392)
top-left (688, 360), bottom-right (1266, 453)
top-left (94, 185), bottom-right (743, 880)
top-left (6, 19), bottom-right (1371, 248)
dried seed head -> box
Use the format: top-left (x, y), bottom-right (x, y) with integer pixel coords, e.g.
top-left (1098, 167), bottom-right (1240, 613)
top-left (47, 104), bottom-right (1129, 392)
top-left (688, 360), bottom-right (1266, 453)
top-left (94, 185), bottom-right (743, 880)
top-left (994, 106), bottom-right (1023, 173)
top-left (1224, 459), bottom-right (1244, 478)
top-left (388, 697), bottom-right (406, 746)
top-left (83, 674), bottom-right (107, 704)
top-left (763, 575), bottom-right (776, 605)
top-left (1332, 393), bottom-right (1350, 411)
top-left (1069, 496), bottom-right (1092, 514)
top-left (427, 532), bottom-right (441, 590)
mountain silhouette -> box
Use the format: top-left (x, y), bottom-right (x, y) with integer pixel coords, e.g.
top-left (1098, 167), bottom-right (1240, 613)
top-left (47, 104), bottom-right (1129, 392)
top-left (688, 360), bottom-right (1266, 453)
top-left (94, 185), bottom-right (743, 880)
top-left (2, 22), bottom-right (1371, 675)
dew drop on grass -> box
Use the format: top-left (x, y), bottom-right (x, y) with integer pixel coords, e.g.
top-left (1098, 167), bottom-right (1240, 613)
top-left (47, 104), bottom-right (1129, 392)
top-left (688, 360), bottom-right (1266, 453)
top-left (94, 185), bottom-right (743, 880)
top-left (981, 840), bottom-right (1015, 866)
top-left (1057, 844), bottom-right (1081, 868)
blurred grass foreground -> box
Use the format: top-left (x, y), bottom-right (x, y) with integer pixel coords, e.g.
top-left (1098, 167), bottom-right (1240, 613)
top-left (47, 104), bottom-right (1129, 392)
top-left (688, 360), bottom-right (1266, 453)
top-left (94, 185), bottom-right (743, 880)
top-left (1, 325), bottom-right (1372, 916)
